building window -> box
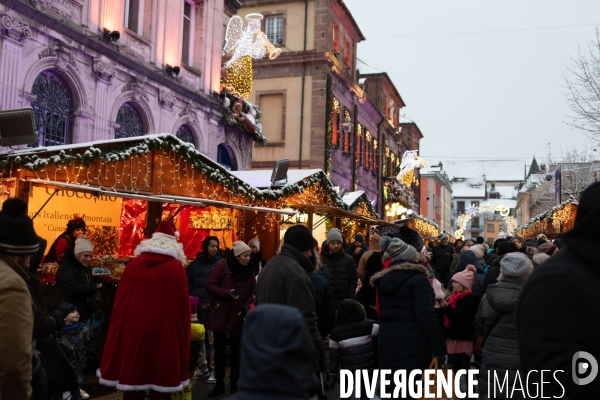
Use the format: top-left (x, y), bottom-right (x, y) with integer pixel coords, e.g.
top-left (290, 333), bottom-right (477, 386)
top-left (487, 223), bottom-right (495, 233)
top-left (217, 144), bottom-right (236, 171)
top-left (176, 125), bottom-right (195, 145)
top-left (31, 71), bottom-right (73, 147)
top-left (265, 16), bottom-right (283, 45)
top-left (259, 93), bottom-right (284, 142)
top-left (356, 123), bottom-right (362, 165)
top-left (457, 201), bottom-right (465, 214)
top-left (342, 108), bottom-right (351, 153)
top-left (115, 103), bottom-right (143, 139)
top-left (333, 22), bottom-right (339, 53)
top-left (364, 130), bottom-right (371, 168)
top-left (344, 38), bottom-right (351, 68)
top-left (332, 98), bottom-right (340, 147)
top-left (125, 0), bottom-right (142, 35)
top-left (181, 0), bottom-right (194, 65)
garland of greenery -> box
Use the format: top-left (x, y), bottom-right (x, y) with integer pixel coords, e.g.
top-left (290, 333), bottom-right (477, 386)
top-left (346, 192), bottom-right (379, 218)
top-left (221, 93), bottom-right (267, 146)
top-left (1, 135), bottom-right (349, 208)
top-left (325, 74), bottom-right (333, 176)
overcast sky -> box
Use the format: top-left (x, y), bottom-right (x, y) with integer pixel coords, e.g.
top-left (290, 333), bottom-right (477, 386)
top-left (344, 0), bottom-right (600, 166)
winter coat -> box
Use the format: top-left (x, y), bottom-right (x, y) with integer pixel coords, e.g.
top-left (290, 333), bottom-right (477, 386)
top-left (356, 251), bottom-right (383, 321)
top-left (307, 271), bottom-right (335, 339)
top-left (431, 243), bottom-right (454, 272)
top-left (329, 300), bottom-right (379, 373)
top-left (55, 247), bottom-right (99, 321)
top-left (250, 251), bottom-right (266, 276)
top-left (482, 255), bottom-right (503, 294)
top-left (43, 232), bottom-right (75, 263)
top-left (477, 277), bottom-right (525, 397)
top-left (443, 292), bottom-right (478, 341)
top-left (205, 260), bottom-right (255, 336)
top-left (357, 238), bottom-right (381, 281)
top-left (518, 248), bottom-right (600, 397)
top-left (0, 253), bottom-right (34, 400)
top-left (227, 304), bottom-right (319, 400)
top-left (99, 251), bottom-right (190, 393)
top-left (256, 244), bottom-right (321, 352)
top-left (186, 252), bottom-right (221, 304)
top-left (371, 261), bottom-right (446, 373)
top-left (321, 247), bottom-right (358, 308)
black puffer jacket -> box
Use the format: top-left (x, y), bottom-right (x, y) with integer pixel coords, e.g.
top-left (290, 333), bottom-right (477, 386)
top-left (478, 277), bottom-right (524, 397)
top-left (329, 300), bottom-right (378, 373)
top-left (55, 247), bottom-right (98, 321)
top-left (431, 243), bottom-right (454, 272)
top-left (307, 271), bottom-right (335, 339)
top-left (371, 261), bottom-right (446, 373)
top-left (321, 247), bottom-right (358, 308)
top-left (442, 293), bottom-right (478, 341)
top-left (228, 304), bottom-right (319, 400)
top-left (356, 251), bottom-right (383, 321)
top-left (186, 252), bottom-right (221, 304)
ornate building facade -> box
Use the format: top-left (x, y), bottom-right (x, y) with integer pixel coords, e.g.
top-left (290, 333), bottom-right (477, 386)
top-left (0, 0), bottom-right (253, 170)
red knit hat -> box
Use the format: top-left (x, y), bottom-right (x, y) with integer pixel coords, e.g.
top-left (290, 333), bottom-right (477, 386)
top-left (451, 264), bottom-right (477, 290)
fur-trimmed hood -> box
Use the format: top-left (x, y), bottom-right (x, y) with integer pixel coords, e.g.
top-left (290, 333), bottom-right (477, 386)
top-left (370, 261), bottom-right (429, 289)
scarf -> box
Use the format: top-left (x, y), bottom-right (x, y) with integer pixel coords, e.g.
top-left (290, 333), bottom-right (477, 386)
top-left (62, 322), bottom-right (80, 333)
top-left (443, 290), bottom-right (472, 328)
top-left (227, 251), bottom-right (254, 279)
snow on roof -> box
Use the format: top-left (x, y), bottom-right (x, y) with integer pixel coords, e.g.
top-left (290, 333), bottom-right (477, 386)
top-left (433, 159), bottom-right (525, 182)
top-left (490, 185), bottom-right (518, 200)
top-left (519, 173), bottom-right (545, 193)
top-left (342, 191), bottom-right (365, 207)
top-left (230, 169), bottom-right (323, 189)
top-left (487, 198), bottom-right (517, 210)
top-left (451, 177), bottom-right (486, 198)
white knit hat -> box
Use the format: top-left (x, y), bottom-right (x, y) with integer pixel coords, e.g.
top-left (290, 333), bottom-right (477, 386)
top-left (248, 237), bottom-right (260, 251)
top-left (74, 235), bottom-right (93, 254)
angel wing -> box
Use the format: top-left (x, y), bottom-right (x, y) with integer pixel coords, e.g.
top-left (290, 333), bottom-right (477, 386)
top-left (223, 16), bottom-right (243, 55)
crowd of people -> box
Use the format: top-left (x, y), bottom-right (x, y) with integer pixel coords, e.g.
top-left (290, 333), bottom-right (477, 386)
top-left (2, 182), bottom-right (600, 399)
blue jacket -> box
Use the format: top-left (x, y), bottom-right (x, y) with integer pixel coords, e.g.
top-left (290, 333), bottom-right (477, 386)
top-left (186, 252), bottom-right (221, 304)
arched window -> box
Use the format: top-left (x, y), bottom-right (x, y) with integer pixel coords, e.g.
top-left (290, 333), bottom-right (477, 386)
top-left (31, 71), bottom-right (73, 147)
top-left (217, 144), bottom-right (236, 171)
top-left (176, 125), bottom-right (195, 145)
top-left (115, 103), bottom-right (143, 139)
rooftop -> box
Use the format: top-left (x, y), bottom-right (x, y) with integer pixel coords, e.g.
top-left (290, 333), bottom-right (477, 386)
top-left (230, 169), bottom-right (322, 189)
top-left (451, 177), bottom-right (486, 198)
top-left (430, 159), bottom-right (526, 182)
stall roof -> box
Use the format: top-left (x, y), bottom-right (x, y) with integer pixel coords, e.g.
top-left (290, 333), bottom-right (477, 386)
top-left (342, 191), bottom-right (365, 207)
top-left (230, 169), bottom-right (323, 189)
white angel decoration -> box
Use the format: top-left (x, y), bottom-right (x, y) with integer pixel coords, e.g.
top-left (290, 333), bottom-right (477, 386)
top-left (221, 14), bottom-right (282, 99)
top-left (396, 150), bottom-right (428, 187)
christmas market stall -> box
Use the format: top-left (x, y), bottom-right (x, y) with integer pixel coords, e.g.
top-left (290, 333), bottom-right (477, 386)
top-left (231, 169), bottom-right (382, 256)
top-left (516, 200), bottom-right (578, 240)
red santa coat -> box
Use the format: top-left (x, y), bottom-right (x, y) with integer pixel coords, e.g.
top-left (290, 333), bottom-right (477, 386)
top-left (98, 251), bottom-right (191, 392)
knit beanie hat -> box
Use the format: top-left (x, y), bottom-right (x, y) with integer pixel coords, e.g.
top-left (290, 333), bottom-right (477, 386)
top-left (386, 238), bottom-right (417, 262)
top-left (532, 253), bottom-right (550, 267)
top-left (379, 236), bottom-right (393, 253)
top-left (500, 252), bottom-right (533, 278)
top-left (451, 264), bottom-right (476, 290)
top-left (232, 241), bottom-right (252, 257)
top-left (535, 243), bottom-right (558, 256)
top-left (498, 242), bottom-right (518, 256)
top-left (398, 226), bottom-right (425, 252)
top-left (248, 237), bottom-right (260, 251)
top-left (471, 244), bottom-right (485, 259)
top-left (66, 215), bottom-right (86, 234)
top-left (284, 225), bottom-right (315, 252)
top-left (0, 198), bottom-right (39, 255)
top-left (326, 228), bottom-right (343, 244)
top-left (74, 235), bottom-right (93, 254)
top-left (354, 235), bottom-right (364, 244)
top-left (57, 301), bottom-right (78, 317)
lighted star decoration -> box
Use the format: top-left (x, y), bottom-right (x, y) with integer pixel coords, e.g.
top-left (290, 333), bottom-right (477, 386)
top-left (221, 14), bottom-right (282, 99)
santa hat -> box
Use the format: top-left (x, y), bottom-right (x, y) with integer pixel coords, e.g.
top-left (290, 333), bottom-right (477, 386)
top-left (134, 221), bottom-right (186, 265)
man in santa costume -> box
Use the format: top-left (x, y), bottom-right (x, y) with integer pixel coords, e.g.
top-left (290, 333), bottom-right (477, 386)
top-left (98, 221), bottom-right (190, 400)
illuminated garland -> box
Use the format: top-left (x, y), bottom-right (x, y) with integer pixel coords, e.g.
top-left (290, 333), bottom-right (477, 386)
top-left (324, 74), bottom-right (333, 177)
top-left (221, 93), bottom-right (266, 145)
top-left (454, 201), bottom-right (516, 238)
top-left (413, 215), bottom-right (439, 238)
top-left (0, 135), bottom-right (349, 209)
top-left (516, 201), bottom-right (578, 238)
top-left (345, 192), bottom-right (378, 218)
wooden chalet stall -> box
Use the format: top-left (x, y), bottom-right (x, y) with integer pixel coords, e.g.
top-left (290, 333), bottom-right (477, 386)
top-left (0, 134), bottom-right (294, 268)
top-left (516, 201), bottom-right (578, 240)
top-left (231, 170), bottom-right (381, 258)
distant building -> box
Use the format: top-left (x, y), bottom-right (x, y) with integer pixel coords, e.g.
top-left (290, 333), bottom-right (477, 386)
top-left (420, 163), bottom-right (453, 234)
